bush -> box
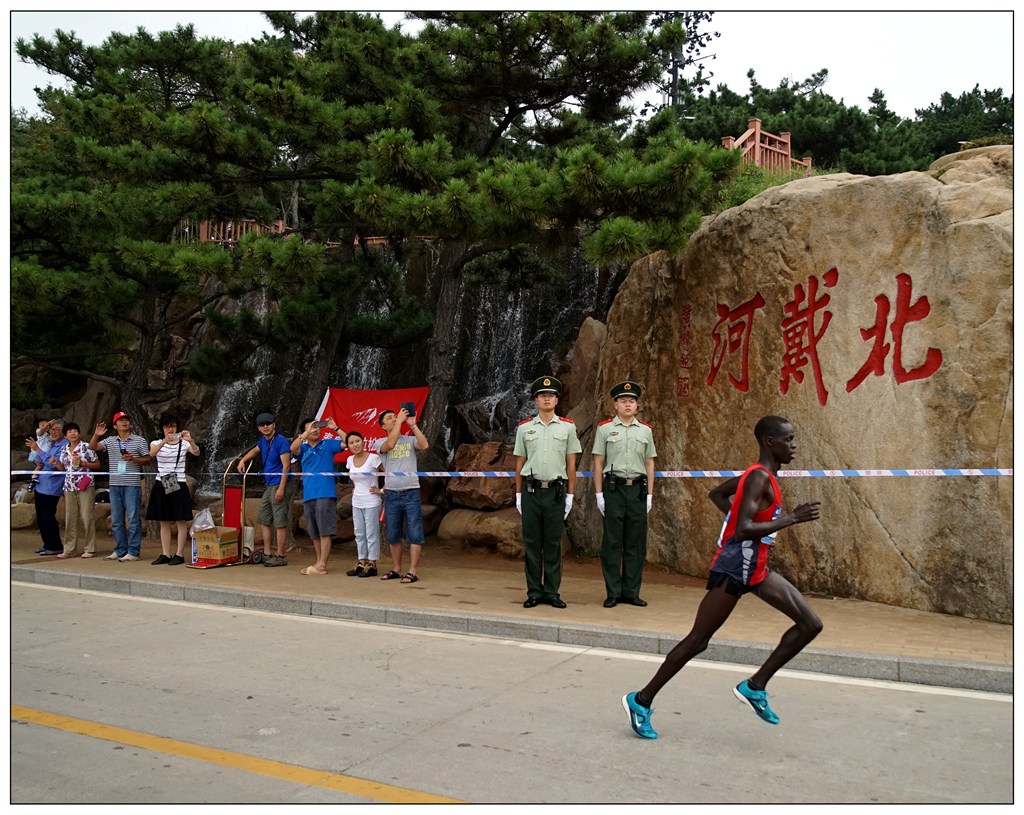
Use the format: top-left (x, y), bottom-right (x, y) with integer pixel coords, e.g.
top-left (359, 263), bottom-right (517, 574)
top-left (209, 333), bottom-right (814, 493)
top-left (960, 135), bottom-right (1013, 150)
top-left (716, 163), bottom-right (833, 212)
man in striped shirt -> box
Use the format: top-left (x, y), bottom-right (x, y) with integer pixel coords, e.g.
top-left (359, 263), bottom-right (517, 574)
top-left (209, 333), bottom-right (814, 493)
top-left (89, 411), bottom-right (153, 561)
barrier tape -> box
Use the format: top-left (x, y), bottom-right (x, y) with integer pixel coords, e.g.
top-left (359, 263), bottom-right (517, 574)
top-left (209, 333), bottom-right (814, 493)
top-left (10, 468), bottom-right (1013, 478)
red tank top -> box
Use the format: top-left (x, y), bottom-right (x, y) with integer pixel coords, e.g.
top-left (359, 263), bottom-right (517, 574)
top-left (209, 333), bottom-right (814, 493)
top-left (708, 463), bottom-right (783, 586)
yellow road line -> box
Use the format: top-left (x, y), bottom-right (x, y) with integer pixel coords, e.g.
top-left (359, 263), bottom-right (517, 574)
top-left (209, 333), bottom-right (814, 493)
top-left (12, 705), bottom-right (464, 804)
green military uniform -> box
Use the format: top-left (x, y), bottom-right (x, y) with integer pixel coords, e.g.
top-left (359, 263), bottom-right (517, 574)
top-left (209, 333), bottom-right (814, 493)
top-left (592, 381), bottom-right (657, 604)
top-left (514, 376), bottom-right (582, 606)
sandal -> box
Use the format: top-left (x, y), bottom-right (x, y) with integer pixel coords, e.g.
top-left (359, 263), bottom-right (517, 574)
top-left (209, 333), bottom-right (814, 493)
top-left (301, 566), bottom-right (327, 575)
top-left (381, 570), bottom-right (403, 580)
top-left (400, 572), bottom-right (419, 584)
top-left (81, 553), bottom-right (95, 559)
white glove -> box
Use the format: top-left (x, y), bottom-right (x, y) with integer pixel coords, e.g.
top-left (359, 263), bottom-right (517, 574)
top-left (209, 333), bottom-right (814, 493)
top-left (564, 493), bottom-right (574, 519)
top-left (595, 492), bottom-right (605, 516)
top-left (647, 495), bottom-right (653, 514)
top-left (516, 493), bottom-right (522, 514)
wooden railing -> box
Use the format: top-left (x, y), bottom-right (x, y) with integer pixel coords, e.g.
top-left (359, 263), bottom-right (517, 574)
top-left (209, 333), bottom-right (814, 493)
top-left (179, 220), bottom-right (425, 248)
top-left (721, 118), bottom-right (812, 174)
top-left (177, 219), bottom-right (286, 245)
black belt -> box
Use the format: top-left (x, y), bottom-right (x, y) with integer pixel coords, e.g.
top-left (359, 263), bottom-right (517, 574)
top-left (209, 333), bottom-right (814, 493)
top-left (608, 474), bottom-right (646, 487)
top-left (526, 476), bottom-right (562, 489)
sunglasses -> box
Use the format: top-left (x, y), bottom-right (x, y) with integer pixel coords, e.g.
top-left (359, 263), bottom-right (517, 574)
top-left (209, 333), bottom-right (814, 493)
top-left (258, 421), bottom-right (274, 427)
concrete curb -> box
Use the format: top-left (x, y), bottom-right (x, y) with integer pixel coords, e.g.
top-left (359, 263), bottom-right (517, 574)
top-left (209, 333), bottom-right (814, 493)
top-left (11, 565), bottom-right (1011, 694)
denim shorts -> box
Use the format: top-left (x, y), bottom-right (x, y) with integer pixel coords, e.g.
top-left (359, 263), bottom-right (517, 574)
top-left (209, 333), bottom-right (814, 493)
top-left (384, 488), bottom-right (425, 545)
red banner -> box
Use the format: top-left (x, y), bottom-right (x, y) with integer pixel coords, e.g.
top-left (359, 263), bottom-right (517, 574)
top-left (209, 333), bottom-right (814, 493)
top-left (314, 387), bottom-right (430, 461)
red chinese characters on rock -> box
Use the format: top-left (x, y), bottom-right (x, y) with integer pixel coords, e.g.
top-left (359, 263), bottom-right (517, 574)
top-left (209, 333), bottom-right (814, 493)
top-left (845, 273), bottom-right (943, 392)
top-left (676, 305), bottom-right (694, 398)
top-left (701, 269), bottom-right (943, 402)
top-left (780, 268), bottom-right (839, 406)
top-left (706, 293), bottom-right (766, 393)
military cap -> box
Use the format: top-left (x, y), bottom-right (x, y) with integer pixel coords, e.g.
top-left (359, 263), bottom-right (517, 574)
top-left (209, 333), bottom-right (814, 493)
top-left (610, 380), bottom-right (642, 400)
top-left (530, 376), bottom-right (563, 397)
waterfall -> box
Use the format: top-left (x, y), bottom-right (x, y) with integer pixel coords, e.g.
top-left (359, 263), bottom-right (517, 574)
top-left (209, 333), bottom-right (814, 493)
top-left (452, 248), bottom-right (600, 439)
top-left (343, 344), bottom-right (390, 390)
top-left (197, 291), bottom-right (274, 497)
top-left (194, 245), bottom-right (602, 489)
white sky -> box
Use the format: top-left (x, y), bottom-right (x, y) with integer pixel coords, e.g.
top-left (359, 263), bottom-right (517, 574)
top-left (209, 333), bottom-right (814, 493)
top-left (7, 8), bottom-right (1016, 120)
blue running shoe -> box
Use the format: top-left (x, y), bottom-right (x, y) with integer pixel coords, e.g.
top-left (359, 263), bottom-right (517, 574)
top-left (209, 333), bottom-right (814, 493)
top-left (733, 680), bottom-right (780, 724)
top-left (622, 692), bottom-right (658, 739)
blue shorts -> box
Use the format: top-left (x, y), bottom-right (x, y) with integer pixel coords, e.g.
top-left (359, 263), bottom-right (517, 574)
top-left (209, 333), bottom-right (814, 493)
top-left (707, 570), bottom-right (759, 597)
top-left (384, 488), bottom-right (425, 545)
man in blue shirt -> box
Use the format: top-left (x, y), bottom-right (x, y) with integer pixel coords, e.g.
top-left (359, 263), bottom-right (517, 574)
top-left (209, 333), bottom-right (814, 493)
top-left (25, 421), bottom-right (69, 555)
top-left (237, 412), bottom-right (296, 566)
top-left (290, 416), bottom-right (344, 575)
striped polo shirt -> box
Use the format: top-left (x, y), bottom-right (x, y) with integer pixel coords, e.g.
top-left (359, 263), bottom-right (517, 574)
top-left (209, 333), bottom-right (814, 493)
top-left (97, 433), bottom-right (150, 486)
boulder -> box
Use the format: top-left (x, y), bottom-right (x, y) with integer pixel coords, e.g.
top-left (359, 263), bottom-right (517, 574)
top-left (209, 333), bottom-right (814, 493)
top-left (11, 503), bottom-right (35, 529)
top-left (421, 503), bottom-right (443, 536)
top-left (437, 508), bottom-right (525, 557)
top-left (63, 378), bottom-right (119, 434)
top-left (93, 503), bottom-right (111, 528)
top-left (575, 147), bottom-right (1012, 623)
top-left (446, 442), bottom-right (517, 510)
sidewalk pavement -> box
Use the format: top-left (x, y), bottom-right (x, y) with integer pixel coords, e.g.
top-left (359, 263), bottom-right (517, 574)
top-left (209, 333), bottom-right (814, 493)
top-left (9, 529), bottom-right (1012, 694)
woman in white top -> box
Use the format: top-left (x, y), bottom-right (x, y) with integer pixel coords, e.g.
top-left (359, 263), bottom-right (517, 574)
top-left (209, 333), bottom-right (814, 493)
top-left (145, 412), bottom-right (200, 565)
top-left (344, 431), bottom-right (383, 578)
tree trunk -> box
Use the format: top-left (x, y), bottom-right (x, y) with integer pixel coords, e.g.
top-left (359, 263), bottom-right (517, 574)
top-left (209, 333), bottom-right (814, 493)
top-left (420, 262), bottom-right (465, 467)
top-left (120, 285), bottom-right (159, 440)
top-left (299, 318), bottom-right (346, 424)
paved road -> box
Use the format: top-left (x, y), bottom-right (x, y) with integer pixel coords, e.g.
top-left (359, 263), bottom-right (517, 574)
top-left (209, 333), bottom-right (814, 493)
top-left (11, 583), bottom-right (1011, 804)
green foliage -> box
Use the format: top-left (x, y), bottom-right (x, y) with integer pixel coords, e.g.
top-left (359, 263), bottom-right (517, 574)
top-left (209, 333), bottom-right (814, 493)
top-left (716, 163), bottom-right (826, 212)
top-left (10, 11), bottom-right (759, 406)
top-left (960, 134), bottom-right (1013, 149)
top-left (671, 71), bottom-right (1013, 175)
top-left (914, 85), bottom-right (1014, 157)
top-left (464, 246), bottom-right (562, 290)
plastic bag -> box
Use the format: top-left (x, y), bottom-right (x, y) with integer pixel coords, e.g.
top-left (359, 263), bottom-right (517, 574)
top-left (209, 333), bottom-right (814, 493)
top-left (190, 507), bottom-right (216, 535)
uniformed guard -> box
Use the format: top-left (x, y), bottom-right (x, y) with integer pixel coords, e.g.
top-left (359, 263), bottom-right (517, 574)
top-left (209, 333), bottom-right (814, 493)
top-left (592, 380), bottom-right (657, 607)
top-left (513, 375), bottom-right (582, 609)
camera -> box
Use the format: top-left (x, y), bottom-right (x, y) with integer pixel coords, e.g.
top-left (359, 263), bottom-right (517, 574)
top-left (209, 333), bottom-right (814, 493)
top-left (314, 421), bottom-right (329, 428)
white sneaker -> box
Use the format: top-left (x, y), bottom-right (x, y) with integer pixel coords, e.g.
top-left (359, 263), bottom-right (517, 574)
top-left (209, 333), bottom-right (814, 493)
top-left (104, 552), bottom-right (122, 560)
top-left (118, 554), bottom-right (140, 561)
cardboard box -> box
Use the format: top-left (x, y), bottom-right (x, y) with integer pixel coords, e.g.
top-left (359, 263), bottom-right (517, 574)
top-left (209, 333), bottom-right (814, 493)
top-left (193, 526), bottom-right (239, 563)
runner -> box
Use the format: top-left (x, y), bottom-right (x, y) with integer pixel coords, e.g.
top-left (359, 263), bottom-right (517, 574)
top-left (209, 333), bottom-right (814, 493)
top-left (622, 415), bottom-right (822, 738)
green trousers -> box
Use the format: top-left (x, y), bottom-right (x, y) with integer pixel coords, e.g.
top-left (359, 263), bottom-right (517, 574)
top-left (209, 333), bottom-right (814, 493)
top-left (522, 486), bottom-right (565, 600)
top-left (601, 482), bottom-right (648, 599)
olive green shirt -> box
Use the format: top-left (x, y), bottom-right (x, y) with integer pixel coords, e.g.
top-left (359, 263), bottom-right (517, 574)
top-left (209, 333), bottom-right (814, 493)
top-left (592, 416), bottom-right (657, 477)
top-left (513, 415), bottom-right (582, 481)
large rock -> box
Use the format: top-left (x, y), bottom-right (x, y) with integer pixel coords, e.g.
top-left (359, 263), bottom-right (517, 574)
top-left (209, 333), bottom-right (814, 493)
top-left (437, 507), bottom-right (525, 557)
top-left (573, 148), bottom-right (1012, 623)
top-left (446, 442), bottom-right (517, 510)
top-left (11, 503), bottom-right (35, 529)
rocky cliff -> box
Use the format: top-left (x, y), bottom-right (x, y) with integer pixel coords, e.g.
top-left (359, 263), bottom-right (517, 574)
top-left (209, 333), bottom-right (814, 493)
top-left (568, 146), bottom-right (1013, 623)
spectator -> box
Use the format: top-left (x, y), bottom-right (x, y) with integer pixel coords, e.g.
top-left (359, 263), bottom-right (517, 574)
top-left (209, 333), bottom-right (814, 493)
top-left (89, 411), bottom-right (153, 562)
top-left (145, 412), bottom-right (200, 565)
top-left (236, 412), bottom-right (296, 567)
top-left (290, 416), bottom-right (345, 575)
top-left (377, 406), bottom-right (429, 583)
top-left (24, 420), bottom-right (67, 555)
top-left (55, 422), bottom-right (101, 559)
top-left (345, 431), bottom-right (383, 578)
